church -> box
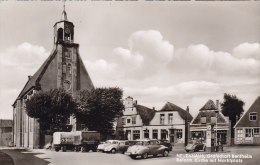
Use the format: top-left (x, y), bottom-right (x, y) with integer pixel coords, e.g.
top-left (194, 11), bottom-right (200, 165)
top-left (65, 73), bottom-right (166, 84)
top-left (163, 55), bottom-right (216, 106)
top-left (12, 8), bottom-right (94, 148)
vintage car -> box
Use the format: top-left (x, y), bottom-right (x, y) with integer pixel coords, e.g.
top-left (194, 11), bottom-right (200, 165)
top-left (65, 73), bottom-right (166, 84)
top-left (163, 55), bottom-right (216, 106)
top-left (125, 139), bottom-right (170, 159)
top-left (159, 139), bottom-right (172, 151)
top-left (97, 140), bottom-right (119, 152)
top-left (104, 140), bottom-right (130, 153)
top-left (185, 141), bottom-right (206, 152)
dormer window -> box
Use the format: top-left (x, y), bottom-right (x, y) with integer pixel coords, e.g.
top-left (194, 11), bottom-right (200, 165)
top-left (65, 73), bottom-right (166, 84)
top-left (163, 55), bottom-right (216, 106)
top-left (201, 116), bottom-right (206, 124)
top-left (249, 112), bottom-right (257, 121)
top-left (160, 114), bottom-right (165, 125)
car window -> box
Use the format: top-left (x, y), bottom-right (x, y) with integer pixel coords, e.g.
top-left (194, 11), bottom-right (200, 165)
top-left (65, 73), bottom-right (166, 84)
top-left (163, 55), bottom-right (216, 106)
top-left (125, 142), bottom-right (129, 145)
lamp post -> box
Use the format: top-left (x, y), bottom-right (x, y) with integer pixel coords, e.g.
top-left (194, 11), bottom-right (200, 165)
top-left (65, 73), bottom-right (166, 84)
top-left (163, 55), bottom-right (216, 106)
top-left (215, 110), bottom-right (219, 152)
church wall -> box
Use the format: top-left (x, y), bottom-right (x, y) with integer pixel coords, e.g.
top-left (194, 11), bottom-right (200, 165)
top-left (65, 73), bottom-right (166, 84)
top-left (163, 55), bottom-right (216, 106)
top-left (40, 52), bottom-right (58, 92)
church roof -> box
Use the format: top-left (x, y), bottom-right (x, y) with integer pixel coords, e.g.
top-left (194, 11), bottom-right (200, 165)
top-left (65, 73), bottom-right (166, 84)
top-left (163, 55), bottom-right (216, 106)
top-left (199, 99), bottom-right (217, 111)
top-left (160, 102), bottom-right (193, 121)
top-left (234, 96), bottom-right (260, 128)
top-left (15, 43), bottom-right (94, 102)
top-left (17, 49), bottom-right (57, 99)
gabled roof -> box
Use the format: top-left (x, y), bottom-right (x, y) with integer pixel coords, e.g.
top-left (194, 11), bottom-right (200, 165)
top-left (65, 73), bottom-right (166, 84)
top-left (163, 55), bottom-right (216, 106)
top-left (200, 99), bottom-right (217, 111)
top-left (15, 43), bottom-right (94, 102)
top-left (234, 96), bottom-right (260, 128)
top-left (160, 102), bottom-right (193, 121)
top-left (136, 105), bottom-right (156, 126)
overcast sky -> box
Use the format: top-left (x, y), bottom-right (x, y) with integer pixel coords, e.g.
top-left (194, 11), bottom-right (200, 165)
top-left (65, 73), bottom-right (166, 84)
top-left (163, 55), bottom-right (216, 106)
top-left (0, 1), bottom-right (259, 119)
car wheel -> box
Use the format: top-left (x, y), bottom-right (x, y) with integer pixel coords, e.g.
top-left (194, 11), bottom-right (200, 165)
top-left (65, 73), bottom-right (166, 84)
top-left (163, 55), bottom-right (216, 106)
top-left (130, 155), bottom-right (136, 159)
top-left (62, 146), bottom-right (66, 152)
top-left (163, 150), bottom-right (169, 157)
top-left (81, 146), bottom-right (85, 152)
top-left (111, 148), bottom-right (116, 154)
top-left (186, 150), bottom-right (189, 153)
top-left (194, 148), bottom-right (198, 152)
top-left (142, 153), bottom-right (148, 159)
top-left (153, 154), bottom-right (157, 157)
top-left (55, 147), bottom-right (59, 152)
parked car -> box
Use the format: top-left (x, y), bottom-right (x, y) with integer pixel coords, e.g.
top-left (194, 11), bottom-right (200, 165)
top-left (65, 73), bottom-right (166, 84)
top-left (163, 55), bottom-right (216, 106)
top-left (125, 139), bottom-right (169, 159)
top-left (104, 140), bottom-right (130, 153)
top-left (97, 140), bottom-right (119, 152)
top-left (185, 141), bottom-right (206, 152)
top-left (159, 139), bottom-right (172, 151)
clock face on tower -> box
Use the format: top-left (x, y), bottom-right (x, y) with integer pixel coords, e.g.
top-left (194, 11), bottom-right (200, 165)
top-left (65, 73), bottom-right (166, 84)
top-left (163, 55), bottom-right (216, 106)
top-left (65, 27), bottom-right (70, 34)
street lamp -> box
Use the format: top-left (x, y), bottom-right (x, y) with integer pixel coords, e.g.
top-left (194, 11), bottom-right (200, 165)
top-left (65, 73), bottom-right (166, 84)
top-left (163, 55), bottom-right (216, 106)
top-left (215, 110), bottom-right (219, 151)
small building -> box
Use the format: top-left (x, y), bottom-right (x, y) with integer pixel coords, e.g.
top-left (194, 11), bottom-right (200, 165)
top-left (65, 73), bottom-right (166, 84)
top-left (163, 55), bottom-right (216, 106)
top-left (190, 99), bottom-right (231, 146)
top-left (234, 96), bottom-right (260, 145)
top-left (116, 97), bottom-right (193, 145)
top-left (0, 119), bottom-right (13, 146)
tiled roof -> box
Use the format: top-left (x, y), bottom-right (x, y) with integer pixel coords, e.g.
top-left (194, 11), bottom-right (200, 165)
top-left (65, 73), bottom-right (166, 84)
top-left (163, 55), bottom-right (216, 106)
top-left (234, 96), bottom-right (260, 128)
top-left (160, 102), bottom-right (193, 121)
top-left (200, 99), bottom-right (217, 111)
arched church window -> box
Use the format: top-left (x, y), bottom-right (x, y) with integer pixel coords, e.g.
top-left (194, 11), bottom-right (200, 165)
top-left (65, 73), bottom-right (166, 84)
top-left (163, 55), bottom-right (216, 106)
top-left (67, 63), bottom-right (72, 74)
top-left (58, 28), bottom-right (63, 40)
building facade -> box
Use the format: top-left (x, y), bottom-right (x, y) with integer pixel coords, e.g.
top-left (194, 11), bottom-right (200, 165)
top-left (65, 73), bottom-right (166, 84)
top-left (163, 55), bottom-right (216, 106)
top-left (117, 97), bottom-right (193, 145)
top-left (190, 100), bottom-right (231, 146)
top-left (0, 119), bottom-right (13, 146)
top-left (234, 96), bottom-right (260, 145)
top-left (13, 9), bottom-right (94, 148)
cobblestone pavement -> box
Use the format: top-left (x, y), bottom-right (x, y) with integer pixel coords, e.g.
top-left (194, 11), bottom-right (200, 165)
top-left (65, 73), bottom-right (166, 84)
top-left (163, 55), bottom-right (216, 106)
top-left (1, 145), bottom-right (260, 165)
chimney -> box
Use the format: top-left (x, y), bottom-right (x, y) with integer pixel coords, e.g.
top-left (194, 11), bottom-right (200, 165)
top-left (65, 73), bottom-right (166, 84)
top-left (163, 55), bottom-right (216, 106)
top-left (186, 106), bottom-right (189, 113)
top-left (28, 75), bottom-right (32, 80)
top-left (216, 100), bottom-right (219, 110)
top-left (152, 107), bottom-right (155, 110)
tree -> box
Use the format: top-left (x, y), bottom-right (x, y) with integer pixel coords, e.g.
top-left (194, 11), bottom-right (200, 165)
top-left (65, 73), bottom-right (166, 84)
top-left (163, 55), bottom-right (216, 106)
top-left (75, 87), bottom-right (124, 139)
top-left (25, 88), bottom-right (77, 133)
top-left (221, 93), bottom-right (245, 138)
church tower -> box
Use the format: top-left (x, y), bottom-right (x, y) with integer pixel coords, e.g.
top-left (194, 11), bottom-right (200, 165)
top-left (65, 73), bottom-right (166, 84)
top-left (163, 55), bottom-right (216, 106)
top-left (13, 6), bottom-right (94, 148)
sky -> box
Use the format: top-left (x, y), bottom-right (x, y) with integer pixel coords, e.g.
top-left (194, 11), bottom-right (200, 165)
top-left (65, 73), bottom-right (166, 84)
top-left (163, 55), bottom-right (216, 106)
top-left (0, 1), bottom-right (259, 119)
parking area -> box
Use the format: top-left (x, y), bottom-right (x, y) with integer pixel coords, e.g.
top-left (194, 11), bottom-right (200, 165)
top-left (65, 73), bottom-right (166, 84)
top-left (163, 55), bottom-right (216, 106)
top-left (1, 145), bottom-right (260, 165)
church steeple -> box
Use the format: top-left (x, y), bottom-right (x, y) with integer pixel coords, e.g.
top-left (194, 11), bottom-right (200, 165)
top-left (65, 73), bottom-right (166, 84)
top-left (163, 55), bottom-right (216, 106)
top-left (61, 1), bottom-right (68, 21)
top-left (53, 1), bottom-right (74, 45)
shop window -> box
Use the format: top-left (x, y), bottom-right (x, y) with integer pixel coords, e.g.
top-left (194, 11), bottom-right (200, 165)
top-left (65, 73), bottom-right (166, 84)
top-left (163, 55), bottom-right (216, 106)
top-left (133, 130), bottom-right (140, 140)
top-left (160, 114), bottom-right (165, 125)
top-left (245, 129), bottom-right (252, 137)
top-left (153, 129), bottom-right (158, 139)
top-left (249, 112), bottom-right (257, 121)
top-left (201, 117), bottom-right (206, 124)
top-left (144, 129), bottom-right (149, 138)
top-left (176, 129), bottom-right (182, 139)
top-left (254, 128), bottom-right (259, 135)
top-left (168, 113), bottom-right (173, 124)
top-left (161, 129), bottom-right (167, 140)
